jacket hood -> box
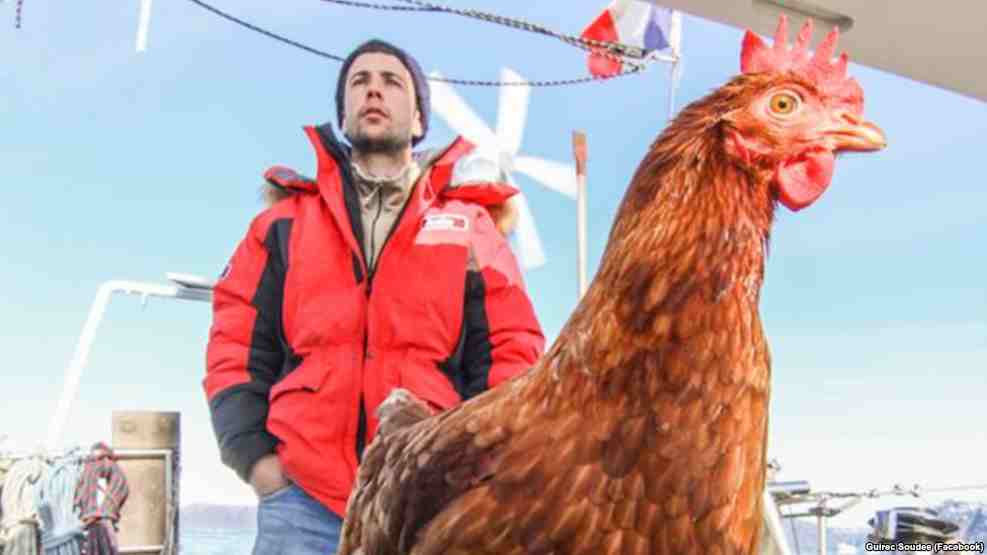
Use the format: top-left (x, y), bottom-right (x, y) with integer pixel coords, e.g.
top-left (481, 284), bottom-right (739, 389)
top-left (261, 125), bottom-right (520, 236)
top-left (262, 165), bottom-right (319, 206)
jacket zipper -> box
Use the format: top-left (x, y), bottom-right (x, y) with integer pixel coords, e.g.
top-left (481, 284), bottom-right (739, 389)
top-left (367, 191), bottom-right (385, 277)
top-left (356, 174), bottom-right (419, 462)
top-left (356, 190), bottom-right (387, 462)
top-left (365, 182), bottom-right (414, 296)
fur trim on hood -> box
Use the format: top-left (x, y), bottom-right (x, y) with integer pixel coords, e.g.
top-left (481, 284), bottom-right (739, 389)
top-left (260, 164), bottom-right (520, 237)
top-left (261, 166), bottom-right (318, 207)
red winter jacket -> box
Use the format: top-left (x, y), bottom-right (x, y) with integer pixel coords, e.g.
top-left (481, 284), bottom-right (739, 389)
top-left (203, 123), bottom-right (545, 517)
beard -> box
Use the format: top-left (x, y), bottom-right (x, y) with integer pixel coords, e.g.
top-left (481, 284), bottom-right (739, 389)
top-left (344, 124), bottom-right (412, 155)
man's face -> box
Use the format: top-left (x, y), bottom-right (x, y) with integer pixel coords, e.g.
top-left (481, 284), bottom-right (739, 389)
top-left (342, 52), bottom-right (422, 154)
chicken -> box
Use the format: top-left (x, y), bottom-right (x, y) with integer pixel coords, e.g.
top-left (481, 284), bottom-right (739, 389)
top-left (336, 16), bottom-right (886, 555)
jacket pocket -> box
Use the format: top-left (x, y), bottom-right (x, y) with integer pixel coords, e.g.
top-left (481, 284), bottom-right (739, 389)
top-left (398, 357), bottom-right (462, 412)
top-left (270, 352), bottom-right (332, 402)
top-left (267, 351), bottom-right (336, 443)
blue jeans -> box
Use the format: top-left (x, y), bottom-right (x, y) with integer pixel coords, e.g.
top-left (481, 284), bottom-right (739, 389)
top-left (252, 483), bottom-right (342, 554)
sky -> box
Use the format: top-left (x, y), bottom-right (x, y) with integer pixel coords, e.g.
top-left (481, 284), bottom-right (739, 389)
top-left (1, 0), bottom-right (985, 533)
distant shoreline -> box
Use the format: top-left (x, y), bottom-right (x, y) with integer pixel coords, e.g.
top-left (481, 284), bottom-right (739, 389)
top-left (182, 503), bottom-right (257, 530)
top-left (177, 499), bottom-right (986, 552)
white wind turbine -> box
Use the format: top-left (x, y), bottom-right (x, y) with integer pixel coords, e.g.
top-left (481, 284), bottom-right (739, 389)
top-left (429, 68), bottom-right (578, 270)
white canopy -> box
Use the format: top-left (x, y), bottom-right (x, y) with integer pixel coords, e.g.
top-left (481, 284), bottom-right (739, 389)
top-left (649, 0), bottom-right (987, 102)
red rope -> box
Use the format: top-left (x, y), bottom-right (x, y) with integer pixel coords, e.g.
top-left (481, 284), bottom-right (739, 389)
top-left (74, 445), bottom-right (129, 524)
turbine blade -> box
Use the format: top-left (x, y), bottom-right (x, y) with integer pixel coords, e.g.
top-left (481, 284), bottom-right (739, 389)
top-left (428, 71), bottom-right (499, 147)
top-left (496, 67), bottom-right (530, 156)
top-left (514, 156), bottom-right (578, 199)
top-left (510, 193), bottom-right (547, 270)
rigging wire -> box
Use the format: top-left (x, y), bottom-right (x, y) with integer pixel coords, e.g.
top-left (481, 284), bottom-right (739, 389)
top-left (14, 0), bottom-right (25, 29)
top-left (319, 0), bottom-right (434, 11)
top-left (184, 0), bottom-right (650, 87)
top-left (813, 483), bottom-right (987, 501)
top-left (187, 0), bottom-right (347, 62)
top-left (389, 0), bottom-right (652, 59)
top-left (923, 484), bottom-right (987, 494)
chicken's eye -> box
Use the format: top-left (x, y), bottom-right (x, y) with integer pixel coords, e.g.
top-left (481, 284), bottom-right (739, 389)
top-left (769, 92), bottom-right (800, 116)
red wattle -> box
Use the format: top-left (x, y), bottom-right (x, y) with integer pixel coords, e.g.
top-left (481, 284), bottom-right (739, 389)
top-left (775, 150), bottom-right (835, 211)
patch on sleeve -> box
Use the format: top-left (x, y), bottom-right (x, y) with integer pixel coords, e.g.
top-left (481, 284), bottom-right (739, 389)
top-left (415, 213), bottom-right (471, 246)
top-left (423, 213), bottom-right (469, 232)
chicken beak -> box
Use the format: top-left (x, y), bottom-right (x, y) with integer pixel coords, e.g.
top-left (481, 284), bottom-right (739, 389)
top-left (825, 111), bottom-right (887, 152)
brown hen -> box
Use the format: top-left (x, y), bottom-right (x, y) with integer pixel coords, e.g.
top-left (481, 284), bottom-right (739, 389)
top-left (336, 16), bottom-right (886, 555)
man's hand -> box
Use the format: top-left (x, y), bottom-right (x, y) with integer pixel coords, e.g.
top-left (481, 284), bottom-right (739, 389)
top-left (249, 454), bottom-right (291, 498)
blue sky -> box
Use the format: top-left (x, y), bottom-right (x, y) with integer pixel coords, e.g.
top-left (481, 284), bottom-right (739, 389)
top-left (2, 0), bottom-right (984, 528)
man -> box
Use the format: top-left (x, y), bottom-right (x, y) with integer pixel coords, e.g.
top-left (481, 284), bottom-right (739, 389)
top-left (203, 39), bottom-right (545, 554)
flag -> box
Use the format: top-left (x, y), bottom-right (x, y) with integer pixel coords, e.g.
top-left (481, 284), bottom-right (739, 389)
top-left (581, 0), bottom-right (678, 77)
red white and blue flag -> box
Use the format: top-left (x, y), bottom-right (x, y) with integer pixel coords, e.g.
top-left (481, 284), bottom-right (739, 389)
top-left (581, 0), bottom-right (679, 77)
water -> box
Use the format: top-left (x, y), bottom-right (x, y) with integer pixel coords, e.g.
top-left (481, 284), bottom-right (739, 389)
top-left (180, 527), bottom-right (256, 554)
top-left (177, 526), bottom-right (865, 554)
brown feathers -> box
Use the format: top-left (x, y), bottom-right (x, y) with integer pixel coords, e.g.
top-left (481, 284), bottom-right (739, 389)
top-left (375, 389), bottom-right (433, 438)
top-left (337, 83), bottom-right (776, 554)
top-left (336, 24), bottom-right (879, 555)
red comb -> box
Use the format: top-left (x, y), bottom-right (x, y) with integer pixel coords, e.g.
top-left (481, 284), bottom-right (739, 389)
top-left (741, 16), bottom-right (863, 114)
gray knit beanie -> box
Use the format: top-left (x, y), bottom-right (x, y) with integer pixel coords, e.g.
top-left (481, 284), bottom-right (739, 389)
top-left (335, 39), bottom-right (430, 146)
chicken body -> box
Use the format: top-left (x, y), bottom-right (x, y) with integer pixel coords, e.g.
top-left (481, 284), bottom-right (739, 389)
top-left (338, 19), bottom-right (885, 555)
